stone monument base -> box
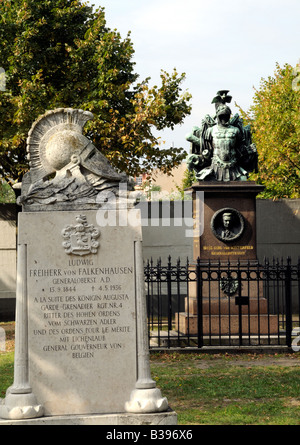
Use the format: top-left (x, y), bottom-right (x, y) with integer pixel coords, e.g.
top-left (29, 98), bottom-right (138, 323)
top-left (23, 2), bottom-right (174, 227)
top-left (175, 312), bottom-right (278, 335)
top-left (175, 293), bottom-right (278, 335)
top-left (0, 409), bottom-right (177, 425)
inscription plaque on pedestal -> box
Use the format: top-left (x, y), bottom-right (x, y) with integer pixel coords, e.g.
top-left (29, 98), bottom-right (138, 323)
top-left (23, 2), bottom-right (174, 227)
top-left (21, 210), bottom-right (138, 415)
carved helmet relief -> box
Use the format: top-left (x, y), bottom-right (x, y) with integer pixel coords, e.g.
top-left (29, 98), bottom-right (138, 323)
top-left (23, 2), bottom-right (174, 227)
top-left (26, 108), bottom-right (122, 183)
top-left (18, 108), bottom-right (131, 209)
top-left (26, 108), bottom-right (94, 182)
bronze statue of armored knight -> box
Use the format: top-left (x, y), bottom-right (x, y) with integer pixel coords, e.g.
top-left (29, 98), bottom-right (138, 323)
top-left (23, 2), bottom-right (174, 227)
top-left (186, 90), bottom-right (257, 182)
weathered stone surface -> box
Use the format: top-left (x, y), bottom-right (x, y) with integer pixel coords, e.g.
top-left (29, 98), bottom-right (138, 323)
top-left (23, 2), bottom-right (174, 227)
top-left (176, 312), bottom-right (278, 335)
top-left (0, 410), bottom-right (177, 425)
top-left (19, 210), bottom-right (140, 416)
top-left (18, 108), bottom-right (133, 212)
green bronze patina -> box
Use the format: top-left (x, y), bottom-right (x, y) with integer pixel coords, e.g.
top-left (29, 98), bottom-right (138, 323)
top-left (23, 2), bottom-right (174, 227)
top-left (186, 90), bottom-right (257, 182)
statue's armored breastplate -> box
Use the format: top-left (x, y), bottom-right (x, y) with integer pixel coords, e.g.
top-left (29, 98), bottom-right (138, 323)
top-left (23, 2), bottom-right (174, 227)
top-left (212, 126), bottom-right (237, 165)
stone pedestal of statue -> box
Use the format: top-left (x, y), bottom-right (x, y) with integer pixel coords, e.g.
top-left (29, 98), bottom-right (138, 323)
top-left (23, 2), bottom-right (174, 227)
top-left (175, 181), bottom-right (278, 337)
top-left (191, 181), bottom-right (263, 261)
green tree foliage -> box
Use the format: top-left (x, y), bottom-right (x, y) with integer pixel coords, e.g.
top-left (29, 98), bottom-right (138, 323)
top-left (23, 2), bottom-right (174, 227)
top-left (237, 63), bottom-right (300, 199)
top-left (0, 180), bottom-right (15, 203)
top-left (0, 0), bottom-right (192, 184)
top-left (181, 167), bottom-right (196, 190)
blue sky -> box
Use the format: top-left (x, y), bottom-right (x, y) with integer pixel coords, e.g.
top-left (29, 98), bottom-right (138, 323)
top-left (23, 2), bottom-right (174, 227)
top-left (87, 0), bottom-right (300, 154)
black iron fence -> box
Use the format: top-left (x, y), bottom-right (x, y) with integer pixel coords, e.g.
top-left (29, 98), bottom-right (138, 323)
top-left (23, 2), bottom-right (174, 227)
top-left (145, 257), bottom-right (300, 349)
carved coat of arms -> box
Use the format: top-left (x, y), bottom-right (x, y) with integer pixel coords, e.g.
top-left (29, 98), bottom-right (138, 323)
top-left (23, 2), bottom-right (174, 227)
top-left (62, 215), bottom-right (100, 255)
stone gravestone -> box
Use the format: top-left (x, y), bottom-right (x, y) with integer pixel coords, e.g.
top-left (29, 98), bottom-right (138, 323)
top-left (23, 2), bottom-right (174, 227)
top-left (0, 108), bottom-right (175, 425)
top-left (176, 91), bottom-right (277, 337)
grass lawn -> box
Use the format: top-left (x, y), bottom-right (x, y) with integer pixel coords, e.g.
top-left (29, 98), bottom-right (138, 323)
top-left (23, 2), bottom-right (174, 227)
top-left (1, 323), bottom-right (300, 425)
top-left (150, 352), bottom-right (300, 425)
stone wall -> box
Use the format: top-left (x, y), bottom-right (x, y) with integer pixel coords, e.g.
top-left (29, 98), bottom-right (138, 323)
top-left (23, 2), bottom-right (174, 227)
top-left (256, 199), bottom-right (300, 262)
top-left (0, 204), bottom-right (17, 321)
top-left (139, 200), bottom-right (194, 263)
